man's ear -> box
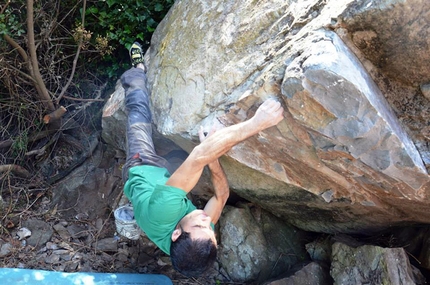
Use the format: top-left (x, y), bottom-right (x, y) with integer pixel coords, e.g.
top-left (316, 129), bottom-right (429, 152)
top-left (171, 228), bottom-right (182, 242)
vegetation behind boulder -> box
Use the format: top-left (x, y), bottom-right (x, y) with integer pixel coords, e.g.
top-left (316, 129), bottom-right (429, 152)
top-left (0, 0), bottom-right (173, 224)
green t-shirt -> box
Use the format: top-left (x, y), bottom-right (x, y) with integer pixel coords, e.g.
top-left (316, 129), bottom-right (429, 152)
top-left (123, 165), bottom-right (196, 255)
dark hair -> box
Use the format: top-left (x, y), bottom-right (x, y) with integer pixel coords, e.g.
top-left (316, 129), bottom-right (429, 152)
top-left (170, 230), bottom-right (217, 277)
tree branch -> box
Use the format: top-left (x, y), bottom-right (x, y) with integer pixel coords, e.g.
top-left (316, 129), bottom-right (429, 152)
top-left (56, 0), bottom-right (87, 104)
top-left (7, 62), bottom-right (36, 83)
top-left (0, 129), bottom-right (57, 150)
top-left (0, 0), bottom-right (11, 15)
top-left (3, 34), bottom-right (28, 62)
top-left (26, 0), bottom-right (55, 112)
top-left (0, 164), bottom-right (31, 178)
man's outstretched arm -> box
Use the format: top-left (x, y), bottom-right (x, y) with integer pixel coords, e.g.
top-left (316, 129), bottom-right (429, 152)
top-left (166, 98), bottom-right (284, 193)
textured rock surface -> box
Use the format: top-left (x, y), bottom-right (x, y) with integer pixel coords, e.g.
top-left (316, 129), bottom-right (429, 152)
top-left (264, 262), bottom-right (332, 285)
top-left (218, 206), bottom-right (309, 282)
top-left (22, 219), bottom-right (54, 248)
top-left (330, 242), bottom-right (425, 284)
top-left (51, 146), bottom-right (124, 220)
top-left (335, 0), bottom-right (430, 172)
top-left (102, 80), bottom-right (128, 154)
top-left (103, 0), bottom-right (430, 233)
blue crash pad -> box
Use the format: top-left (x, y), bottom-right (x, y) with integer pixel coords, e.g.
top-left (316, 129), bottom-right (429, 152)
top-left (0, 268), bottom-right (172, 285)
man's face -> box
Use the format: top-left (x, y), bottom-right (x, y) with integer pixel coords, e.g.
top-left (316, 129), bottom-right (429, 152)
top-left (178, 210), bottom-right (217, 245)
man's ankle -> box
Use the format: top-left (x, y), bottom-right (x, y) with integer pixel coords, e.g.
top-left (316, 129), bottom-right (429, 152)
top-left (136, 63), bottom-right (146, 71)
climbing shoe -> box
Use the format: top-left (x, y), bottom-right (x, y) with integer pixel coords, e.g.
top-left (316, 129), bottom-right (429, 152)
top-left (129, 42), bottom-right (145, 68)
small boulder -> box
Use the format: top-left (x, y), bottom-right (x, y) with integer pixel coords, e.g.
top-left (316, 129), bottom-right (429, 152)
top-left (22, 219), bottom-right (53, 247)
top-left (330, 242), bottom-right (425, 284)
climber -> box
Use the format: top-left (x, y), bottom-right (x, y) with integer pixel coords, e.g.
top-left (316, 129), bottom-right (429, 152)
top-left (120, 42), bottom-right (284, 277)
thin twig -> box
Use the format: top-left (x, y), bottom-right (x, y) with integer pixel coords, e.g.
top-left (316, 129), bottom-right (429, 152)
top-left (5, 63), bottom-right (37, 84)
top-left (61, 95), bottom-right (104, 102)
top-left (56, 0), bottom-right (87, 104)
top-left (0, 129), bottom-right (58, 150)
top-left (3, 34), bottom-right (28, 62)
top-left (406, 250), bottom-right (422, 265)
top-left (0, 0), bottom-right (10, 15)
top-left (9, 192), bottom-right (45, 219)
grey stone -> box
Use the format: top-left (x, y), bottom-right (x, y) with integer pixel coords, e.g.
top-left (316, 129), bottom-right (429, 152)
top-left (53, 249), bottom-right (70, 255)
top-left (0, 243), bottom-right (12, 257)
top-left (50, 145), bottom-right (124, 222)
top-left (45, 253), bottom-right (61, 264)
top-left (264, 262), bottom-right (332, 285)
top-left (58, 241), bottom-right (73, 251)
top-left (16, 227), bottom-right (31, 240)
top-left (46, 242), bottom-right (58, 250)
top-left (218, 206), bottom-right (271, 282)
top-left (60, 254), bottom-right (73, 261)
top-left (93, 237), bottom-right (118, 252)
top-left (306, 237), bottom-right (332, 264)
top-left (22, 219), bottom-right (54, 248)
top-left (66, 223), bottom-right (88, 239)
top-left (330, 242), bottom-right (425, 285)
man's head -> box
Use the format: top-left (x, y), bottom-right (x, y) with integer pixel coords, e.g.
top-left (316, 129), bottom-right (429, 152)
top-left (170, 210), bottom-right (217, 277)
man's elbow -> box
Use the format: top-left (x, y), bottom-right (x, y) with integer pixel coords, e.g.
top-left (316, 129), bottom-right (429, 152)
top-left (189, 144), bottom-right (210, 166)
top-left (218, 189), bottom-right (230, 204)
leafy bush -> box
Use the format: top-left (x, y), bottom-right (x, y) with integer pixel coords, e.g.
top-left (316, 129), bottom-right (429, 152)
top-left (83, 0), bottom-right (174, 78)
top-left (0, 6), bottom-right (25, 37)
top-left (0, 0), bottom-right (174, 164)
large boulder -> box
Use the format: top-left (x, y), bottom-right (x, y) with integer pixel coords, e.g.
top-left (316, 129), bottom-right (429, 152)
top-left (102, 0), bottom-right (430, 234)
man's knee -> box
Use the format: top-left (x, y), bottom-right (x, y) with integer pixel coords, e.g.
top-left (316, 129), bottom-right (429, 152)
top-left (121, 68), bottom-right (148, 94)
top-left (122, 156), bottom-right (144, 181)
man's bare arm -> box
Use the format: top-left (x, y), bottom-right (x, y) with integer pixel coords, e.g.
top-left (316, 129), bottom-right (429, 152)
top-left (166, 98), bottom-right (284, 193)
top-left (203, 159), bottom-right (229, 225)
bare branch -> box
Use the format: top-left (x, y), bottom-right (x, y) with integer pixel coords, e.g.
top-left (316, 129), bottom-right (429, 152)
top-left (7, 63), bottom-right (36, 83)
top-left (56, 0), bottom-right (87, 104)
top-left (0, 140), bottom-right (13, 149)
top-left (3, 34), bottom-right (28, 62)
top-left (0, 164), bottom-right (31, 178)
top-left (0, 0), bottom-right (11, 15)
top-left (0, 129), bottom-right (57, 150)
top-left (26, 0), bottom-right (55, 112)
top-left (61, 95), bottom-right (104, 102)
top-left (25, 146), bottom-right (47, 157)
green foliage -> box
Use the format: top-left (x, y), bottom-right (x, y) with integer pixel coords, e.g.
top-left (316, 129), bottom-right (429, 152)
top-left (11, 131), bottom-right (28, 158)
top-left (1, 0), bottom-right (174, 163)
top-left (0, 6), bottom-right (25, 37)
top-left (83, 0), bottom-right (174, 79)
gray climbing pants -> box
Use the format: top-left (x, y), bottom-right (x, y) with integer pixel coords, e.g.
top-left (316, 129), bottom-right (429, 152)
top-left (120, 67), bottom-right (171, 181)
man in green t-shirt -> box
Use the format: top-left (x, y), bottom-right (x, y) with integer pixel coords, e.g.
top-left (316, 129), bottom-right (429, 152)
top-left (121, 42), bottom-right (284, 277)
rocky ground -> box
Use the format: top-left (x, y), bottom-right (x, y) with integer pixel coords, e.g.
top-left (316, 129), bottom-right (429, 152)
top-left (0, 116), bottom-right (242, 284)
top-left (0, 189), bottom-right (237, 285)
